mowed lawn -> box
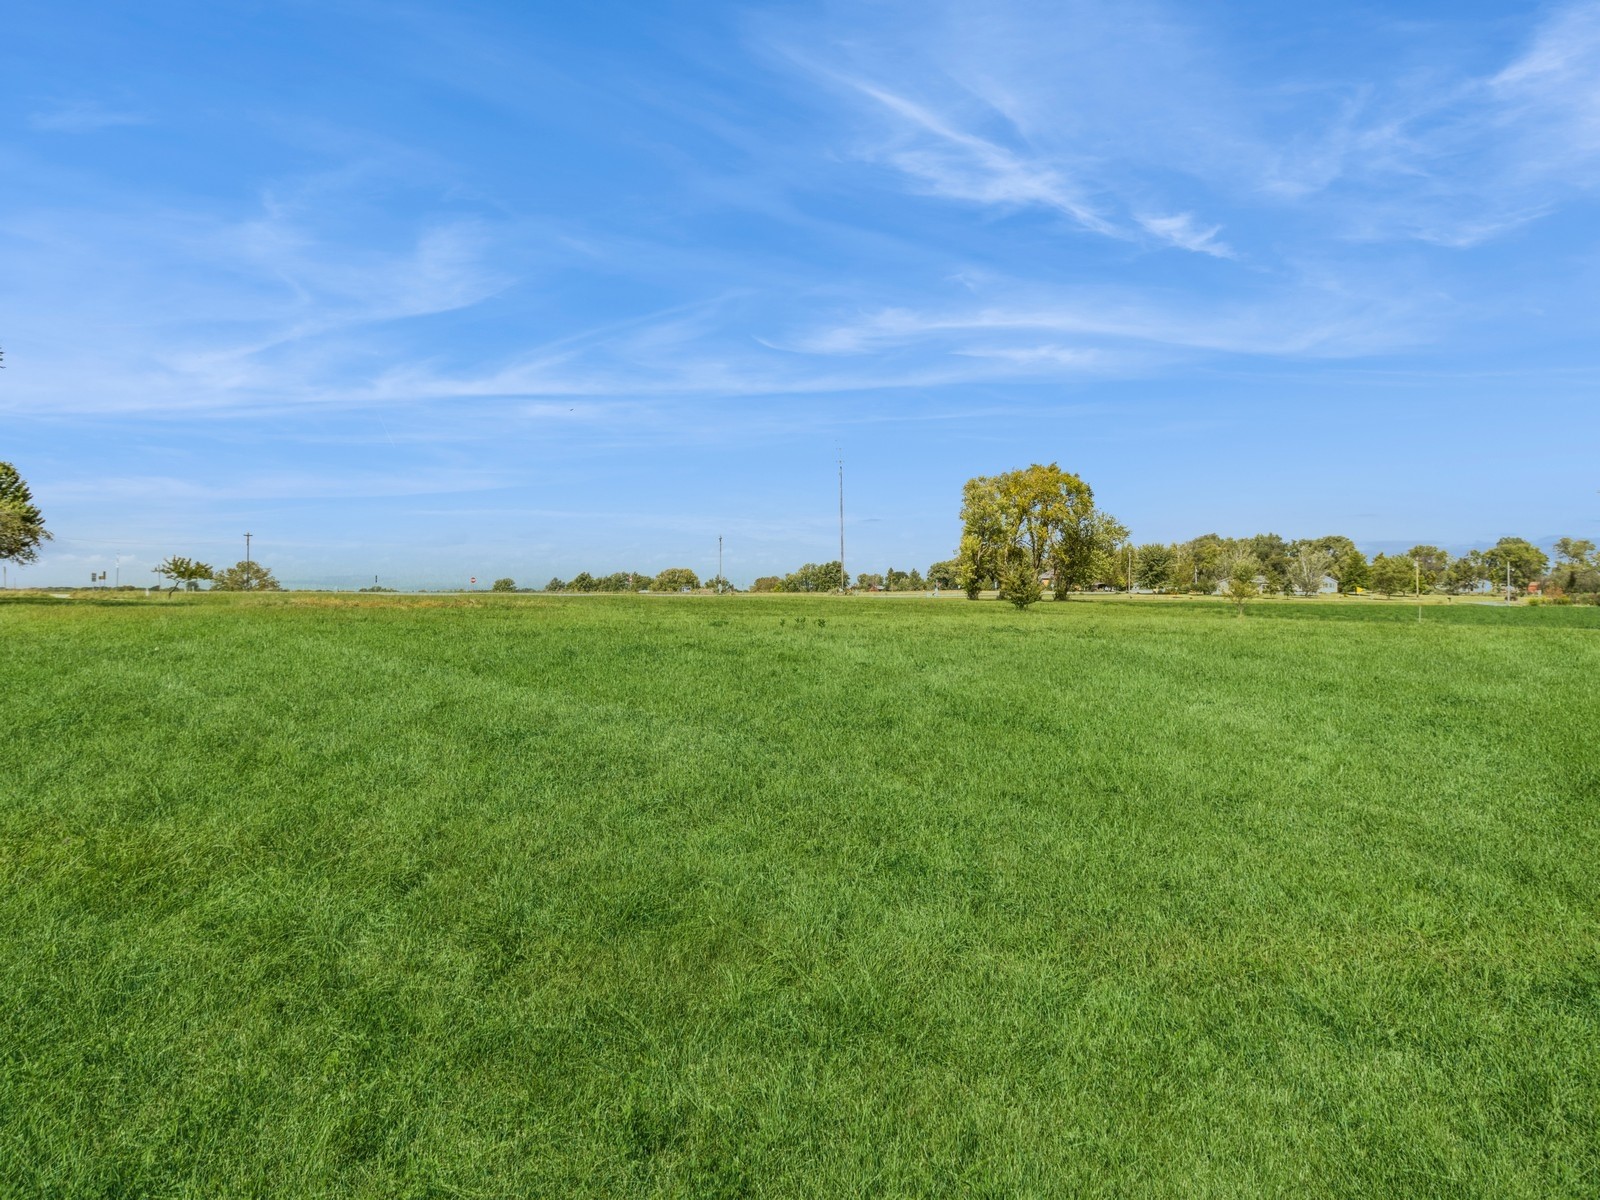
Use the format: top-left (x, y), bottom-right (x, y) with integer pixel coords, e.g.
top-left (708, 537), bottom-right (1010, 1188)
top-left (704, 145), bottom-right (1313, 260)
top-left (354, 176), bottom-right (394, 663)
top-left (2, 593), bottom-right (1598, 1198)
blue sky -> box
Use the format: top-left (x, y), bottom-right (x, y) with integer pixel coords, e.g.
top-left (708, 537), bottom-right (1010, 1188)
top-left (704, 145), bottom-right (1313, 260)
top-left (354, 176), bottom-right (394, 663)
top-left (3, 0), bottom-right (1598, 587)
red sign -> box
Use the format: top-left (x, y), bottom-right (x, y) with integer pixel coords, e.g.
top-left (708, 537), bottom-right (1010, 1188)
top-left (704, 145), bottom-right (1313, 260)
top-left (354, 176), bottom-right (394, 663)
top-left (470, 577), bottom-right (476, 584)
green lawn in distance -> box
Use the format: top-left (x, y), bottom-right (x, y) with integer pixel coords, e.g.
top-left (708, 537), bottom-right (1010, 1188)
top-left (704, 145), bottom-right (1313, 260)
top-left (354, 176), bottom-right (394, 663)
top-left (2, 593), bottom-right (1598, 1198)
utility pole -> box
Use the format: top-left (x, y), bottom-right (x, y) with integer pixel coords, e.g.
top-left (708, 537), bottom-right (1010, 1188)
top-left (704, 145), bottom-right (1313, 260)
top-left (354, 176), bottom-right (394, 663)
top-left (718, 536), bottom-right (724, 594)
top-left (244, 532), bottom-right (253, 591)
top-left (837, 451), bottom-right (846, 593)
top-left (1415, 554), bottom-right (1421, 623)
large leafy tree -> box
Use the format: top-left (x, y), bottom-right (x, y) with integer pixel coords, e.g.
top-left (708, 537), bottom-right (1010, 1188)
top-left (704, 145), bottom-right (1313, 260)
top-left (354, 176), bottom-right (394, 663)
top-left (0, 461), bottom-right (51, 566)
top-left (1481, 537), bottom-right (1548, 593)
top-left (212, 560), bottom-right (282, 591)
top-left (956, 463), bottom-right (1122, 601)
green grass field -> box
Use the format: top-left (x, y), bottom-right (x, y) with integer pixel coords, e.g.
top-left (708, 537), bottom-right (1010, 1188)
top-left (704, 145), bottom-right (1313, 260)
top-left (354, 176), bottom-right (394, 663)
top-left (3, 593), bottom-right (1598, 1197)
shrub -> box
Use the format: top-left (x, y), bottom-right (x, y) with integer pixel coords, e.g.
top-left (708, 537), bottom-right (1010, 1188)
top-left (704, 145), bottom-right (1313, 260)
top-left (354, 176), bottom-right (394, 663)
top-left (999, 559), bottom-right (1042, 610)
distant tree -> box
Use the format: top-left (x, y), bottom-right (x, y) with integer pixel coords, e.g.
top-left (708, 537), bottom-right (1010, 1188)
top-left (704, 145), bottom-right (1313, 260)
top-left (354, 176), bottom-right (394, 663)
top-left (705, 575), bottom-right (735, 593)
top-left (212, 560), bottom-right (282, 591)
top-left (750, 575), bottom-right (782, 593)
top-left (1547, 539), bottom-right (1599, 595)
top-left (152, 556), bottom-right (213, 597)
top-left (780, 561), bottom-right (842, 593)
top-left (1336, 548), bottom-right (1371, 594)
top-left (926, 559), bottom-right (960, 589)
top-left (1368, 554), bottom-right (1412, 598)
top-left (1133, 543), bottom-right (1174, 591)
top-left (855, 572), bottom-right (884, 590)
top-left (999, 557), bottom-right (1042, 610)
top-left (1554, 537), bottom-right (1596, 568)
top-left (1287, 546), bottom-right (1333, 597)
top-left (1248, 533), bottom-right (1292, 593)
top-left (652, 567), bottom-right (701, 592)
top-left (0, 461), bottom-right (51, 566)
top-left (906, 567), bottom-right (925, 591)
top-left (544, 577), bottom-right (566, 593)
top-left (569, 572), bottom-right (597, 593)
top-left (490, 577), bottom-right (516, 592)
top-left (1405, 545), bottom-right (1452, 591)
top-left (1481, 537), bottom-right (1548, 594)
top-left (1445, 551), bottom-right (1488, 594)
top-left (1223, 557), bottom-right (1260, 615)
top-left (886, 566), bottom-right (913, 591)
top-left (1172, 534), bottom-right (1228, 594)
top-left (1296, 534), bottom-right (1358, 563)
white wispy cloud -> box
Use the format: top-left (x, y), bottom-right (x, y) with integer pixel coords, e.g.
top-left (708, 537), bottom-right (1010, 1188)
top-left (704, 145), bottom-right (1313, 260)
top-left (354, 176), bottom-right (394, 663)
top-left (840, 77), bottom-right (1120, 238)
top-left (772, 1), bottom-right (1240, 257)
top-left (776, 0), bottom-right (1600, 255)
top-left (1259, 2), bottom-right (1600, 244)
top-left (27, 100), bottom-right (148, 133)
top-left (782, 282), bottom-right (1421, 362)
top-left (1136, 212), bottom-right (1233, 258)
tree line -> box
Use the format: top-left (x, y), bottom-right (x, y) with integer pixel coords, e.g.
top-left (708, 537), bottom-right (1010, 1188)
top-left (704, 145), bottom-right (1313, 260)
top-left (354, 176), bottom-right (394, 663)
top-left (1120, 533), bottom-right (1588, 599)
top-left (538, 568), bottom-right (732, 594)
top-left (3, 459), bottom-right (1595, 605)
top-left (951, 463), bottom-right (1597, 609)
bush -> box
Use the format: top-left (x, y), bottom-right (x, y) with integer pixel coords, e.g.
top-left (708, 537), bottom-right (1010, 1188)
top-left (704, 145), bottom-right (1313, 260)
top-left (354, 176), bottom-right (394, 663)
top-left (999, 560), bottom-right (1042, 610)
top-left (491, 578), bottom-right (516, 592)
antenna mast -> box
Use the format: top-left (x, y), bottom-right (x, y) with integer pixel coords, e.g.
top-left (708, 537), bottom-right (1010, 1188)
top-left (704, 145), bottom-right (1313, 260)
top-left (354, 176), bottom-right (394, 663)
top-left (837, 451), bottom-right (846, 593)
